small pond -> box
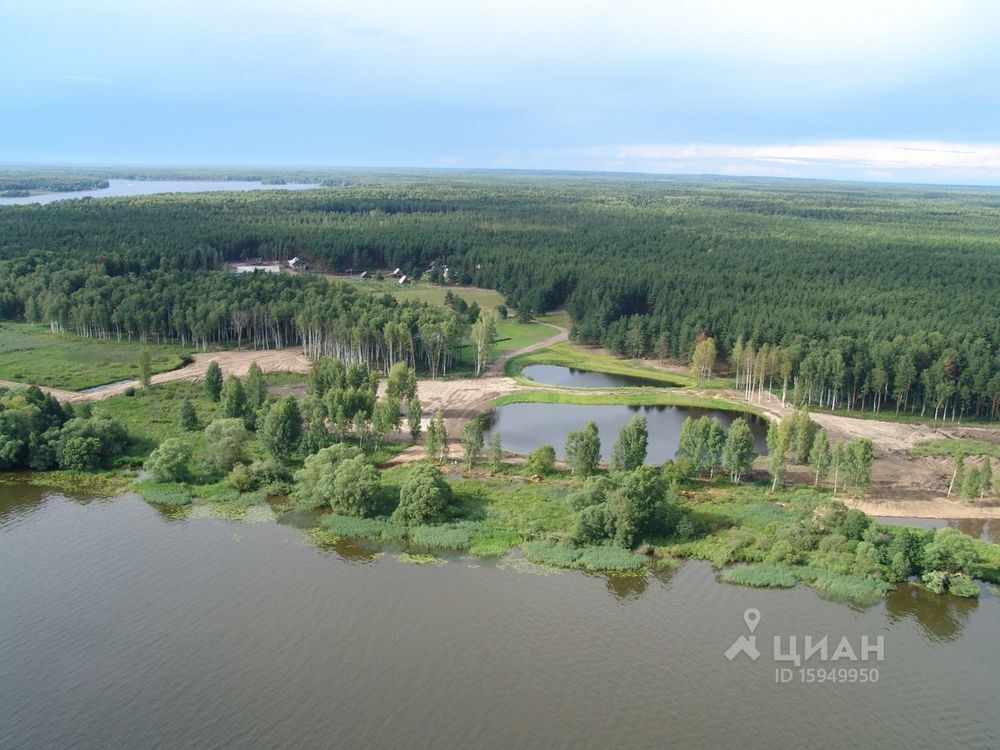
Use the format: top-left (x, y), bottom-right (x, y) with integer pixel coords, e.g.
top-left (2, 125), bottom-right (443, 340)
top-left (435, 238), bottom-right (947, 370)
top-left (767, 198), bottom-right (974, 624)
top-left (521, 364), bottom-right (668, 388)
top-left (482, 402), bottom-right (768, 463)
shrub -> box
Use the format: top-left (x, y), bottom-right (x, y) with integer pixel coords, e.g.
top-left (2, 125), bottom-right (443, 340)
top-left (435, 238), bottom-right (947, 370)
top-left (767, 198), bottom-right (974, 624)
top-left (566, 475), bottom-right (613, 511)
top-left (144, 438), bottom-right (192, 483)
top-left (328, 455), bottom-right (381, 517)
top-left (293, 443), bottom-right (362, 508)
top-left (57, 436), bottom-right (103, 471)
top-left (203, 418), bottom-right (250, 473)
top-left (571, 503), bottom-right (612, 545)
top-left (226, 458), bottom-right (292, 493)
top-left (525, 445), bottom-right (556, 477)
top-left (391, 464), bottom-right (452, 525)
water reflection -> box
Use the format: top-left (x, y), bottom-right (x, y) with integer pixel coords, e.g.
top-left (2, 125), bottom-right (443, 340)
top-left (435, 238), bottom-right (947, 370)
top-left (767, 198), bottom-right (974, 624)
top-left (522, 364), bottom-right (669, 389)
top-left (885, 582), bottom-right (979, 642)
top-left (482, 402), bottom-right (768, 462)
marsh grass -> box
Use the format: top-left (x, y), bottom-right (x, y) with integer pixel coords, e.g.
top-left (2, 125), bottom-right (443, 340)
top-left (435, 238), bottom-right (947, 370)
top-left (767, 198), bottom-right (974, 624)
top-left (522, 540), bottom-right (647, 572)
top-left (136, 480), bottom-right (193, 506)
top-left (320, 514), bottom-right (409, 543)
top-left (410, 523), bottom-right (474, 549)
top-left (793, 566), bottom-right (891, 603)
top-left (721, 563), bottom-right (798, 588)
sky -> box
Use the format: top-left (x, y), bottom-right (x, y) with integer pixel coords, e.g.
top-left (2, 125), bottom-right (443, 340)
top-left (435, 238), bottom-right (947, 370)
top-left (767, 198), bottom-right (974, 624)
top-left (3, 0), bottom-right (1000, 184)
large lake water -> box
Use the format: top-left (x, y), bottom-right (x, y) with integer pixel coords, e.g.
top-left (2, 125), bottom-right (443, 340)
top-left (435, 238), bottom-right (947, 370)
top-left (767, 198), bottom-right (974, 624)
top-left (482, 403), bottom-right (768, 462)
top-left (1, 482), bottom-right (998, 749)
top-left (0, 179), bottom-right (318, 206)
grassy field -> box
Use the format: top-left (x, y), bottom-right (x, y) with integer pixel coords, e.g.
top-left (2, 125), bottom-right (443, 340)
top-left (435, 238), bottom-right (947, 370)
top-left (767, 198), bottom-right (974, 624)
top-left (909, 438), bottom-right (1000, 458)
top-left (492, 388), bottom-right (759, 413)
top-left (348, 277), bottom-right (508, 309)
top-left (0, 322), bottom-right (190, 390)
top-left (94, 380), bottom-right (220, 463)
top-left (505, 341), bottom-right (695, 386)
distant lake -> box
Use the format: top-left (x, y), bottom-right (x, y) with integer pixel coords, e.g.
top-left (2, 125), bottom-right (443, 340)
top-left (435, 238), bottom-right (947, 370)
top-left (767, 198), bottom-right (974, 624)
top-left (0, 179), bottom-right (319, 205)
top-left (482, 402), bottom-right (768, 462)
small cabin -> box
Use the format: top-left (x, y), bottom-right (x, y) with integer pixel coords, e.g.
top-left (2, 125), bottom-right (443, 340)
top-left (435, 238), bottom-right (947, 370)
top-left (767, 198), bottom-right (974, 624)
top-left (390, 267), bottom-right (403, 277)
top-left (398, 275), bottom-right (408, 285)
top-left (359, 270), bottom-right (369, 279)
top-left (288, 257), bottom-right (303, 269)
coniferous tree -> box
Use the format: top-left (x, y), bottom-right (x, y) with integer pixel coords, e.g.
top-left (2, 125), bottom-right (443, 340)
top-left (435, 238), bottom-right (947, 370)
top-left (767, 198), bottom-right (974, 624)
top-left (138, 348), bottom-right (152, 388)
top-left (178, 398), bottom-right (199, 431)
top-left (220, 375), bottom-right (248, 423)
top-left (205, 361), bottom-right (223, 402)
top-left (407, 395), bottom-right (422, 443)
top-left (961, 466), bottom-right (981, 502)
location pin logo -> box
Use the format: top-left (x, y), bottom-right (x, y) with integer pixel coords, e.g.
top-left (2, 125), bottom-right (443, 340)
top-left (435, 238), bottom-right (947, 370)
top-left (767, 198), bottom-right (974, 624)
top-left (744, 608), bottom-right (761, 634)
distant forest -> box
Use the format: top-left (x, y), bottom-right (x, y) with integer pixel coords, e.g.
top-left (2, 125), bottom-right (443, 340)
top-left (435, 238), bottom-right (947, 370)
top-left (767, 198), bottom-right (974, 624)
top-left (1, 171), bottom-right (999, 419)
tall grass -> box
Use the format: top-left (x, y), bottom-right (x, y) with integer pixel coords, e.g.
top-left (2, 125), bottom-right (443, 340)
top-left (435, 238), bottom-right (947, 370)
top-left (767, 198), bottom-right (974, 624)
top-left (522, 540), bottom-right (647, 572)
top-left (721, 563), bottom-right (798, 588)
top-left (136, 480), bottom-right (192, 506)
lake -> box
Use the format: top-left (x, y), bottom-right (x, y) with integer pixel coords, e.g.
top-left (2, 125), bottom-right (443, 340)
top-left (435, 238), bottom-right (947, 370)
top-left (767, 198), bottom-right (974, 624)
top-left (1, 482), bottom-right (998, 749)
top-left (482, 402), bottom-right (768, 462)
top-left (522, 364), bottom-right (668, 388)
top-left (0, 179), bottom-right (318, 206)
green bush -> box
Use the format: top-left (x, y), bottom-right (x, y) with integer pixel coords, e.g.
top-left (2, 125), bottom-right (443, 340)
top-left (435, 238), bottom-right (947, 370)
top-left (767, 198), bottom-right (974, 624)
top-left (391, 464), bottom-right (452, 525)
top-left (143, 438), bottom-right (192, 483)
top-left (525, 445), bottom-right (556, 477)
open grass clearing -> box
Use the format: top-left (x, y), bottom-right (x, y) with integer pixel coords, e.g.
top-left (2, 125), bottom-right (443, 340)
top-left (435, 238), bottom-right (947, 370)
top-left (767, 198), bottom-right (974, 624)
top-left (0, 322), bottom-right (189, 391)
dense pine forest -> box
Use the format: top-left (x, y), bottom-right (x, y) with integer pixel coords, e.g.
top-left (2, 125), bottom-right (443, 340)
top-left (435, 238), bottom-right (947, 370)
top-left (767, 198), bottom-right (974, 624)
top-left (1, 171), bottom-right (999, 418)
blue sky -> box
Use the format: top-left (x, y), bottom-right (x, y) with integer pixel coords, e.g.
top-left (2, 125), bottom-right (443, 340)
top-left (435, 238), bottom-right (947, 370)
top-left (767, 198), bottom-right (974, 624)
top-left (3, 0), bottom-right (1000, 183)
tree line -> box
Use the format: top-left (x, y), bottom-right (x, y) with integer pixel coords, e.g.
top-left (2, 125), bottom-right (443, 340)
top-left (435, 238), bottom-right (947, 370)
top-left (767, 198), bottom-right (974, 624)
top-left (2, 175), bottom-right (999, 416)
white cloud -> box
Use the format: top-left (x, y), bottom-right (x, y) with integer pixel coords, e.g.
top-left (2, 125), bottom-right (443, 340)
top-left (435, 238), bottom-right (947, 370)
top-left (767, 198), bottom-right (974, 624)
top-left (515, 140), bottom-right (1000, 184)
